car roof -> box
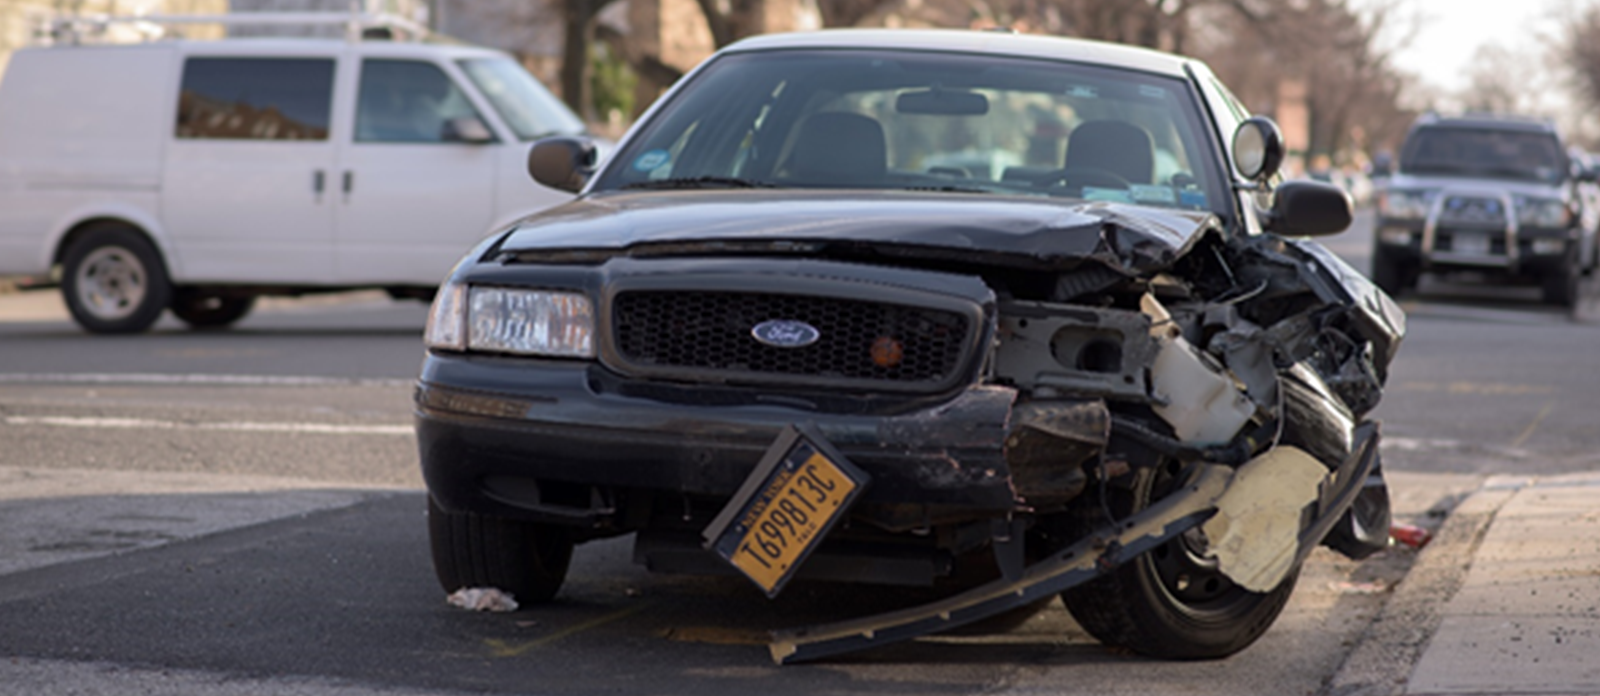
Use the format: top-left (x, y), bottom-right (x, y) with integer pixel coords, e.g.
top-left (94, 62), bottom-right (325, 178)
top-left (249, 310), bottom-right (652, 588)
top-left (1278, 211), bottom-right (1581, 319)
top-left (26, 37), bottom-right (507, 60)
top-left (722, 29), bottom-right (1194, 78)
top-left (1412, 113), bottom-right (1558, 134)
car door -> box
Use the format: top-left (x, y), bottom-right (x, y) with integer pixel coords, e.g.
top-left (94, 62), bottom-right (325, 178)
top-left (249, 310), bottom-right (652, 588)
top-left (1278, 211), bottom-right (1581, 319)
top-left (161, 53), bottom-right (341, 283)
top-left (334, 56), bottom-right (497, 286)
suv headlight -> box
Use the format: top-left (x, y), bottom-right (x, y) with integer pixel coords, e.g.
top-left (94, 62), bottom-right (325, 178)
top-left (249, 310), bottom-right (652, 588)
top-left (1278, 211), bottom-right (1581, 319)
top-left (1515, 196), bottom-right (1572, 228)
top-left (1377, 189), bottom-right (1431, 219)
top-left (425, 281), bottom-right (595, 358)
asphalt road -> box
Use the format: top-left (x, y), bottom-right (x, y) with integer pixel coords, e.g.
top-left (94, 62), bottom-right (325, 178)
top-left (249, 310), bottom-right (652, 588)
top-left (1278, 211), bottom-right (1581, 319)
top-left (0, 210), bottom-right (1596, 695)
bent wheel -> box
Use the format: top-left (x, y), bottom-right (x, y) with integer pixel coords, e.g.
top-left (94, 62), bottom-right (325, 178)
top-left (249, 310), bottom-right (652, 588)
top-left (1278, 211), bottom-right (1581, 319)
top-left (427, 496), bottom-right (573, 605)
top-left (61, 225), bottom-right (172, 334)
top-left (1061, 459), bottom-right (1299, 659)
top-left (171, 292), bottom-right (257, 329)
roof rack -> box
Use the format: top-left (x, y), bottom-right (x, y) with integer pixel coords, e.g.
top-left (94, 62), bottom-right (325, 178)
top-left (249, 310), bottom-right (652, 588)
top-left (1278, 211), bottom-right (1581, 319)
top-left (32, 8), bottom-right (430, 46)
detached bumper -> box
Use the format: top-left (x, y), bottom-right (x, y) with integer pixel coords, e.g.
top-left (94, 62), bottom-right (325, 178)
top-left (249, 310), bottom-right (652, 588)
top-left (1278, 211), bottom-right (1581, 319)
top-left (415, 353), bottom-right (1024, 531)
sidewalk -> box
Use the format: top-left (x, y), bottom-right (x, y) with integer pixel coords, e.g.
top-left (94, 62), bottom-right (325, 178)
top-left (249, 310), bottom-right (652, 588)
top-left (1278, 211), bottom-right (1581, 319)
top-left (1332, 472), bottom-right (1600, 696)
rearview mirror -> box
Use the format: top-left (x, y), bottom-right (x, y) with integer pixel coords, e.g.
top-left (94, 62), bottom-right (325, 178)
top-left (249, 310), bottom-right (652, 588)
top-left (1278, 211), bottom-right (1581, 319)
top-left (1232, 117), bottom-right (1285, 181)
top-left (896, 88), bottom-right (989, 116)
top-left (1264, 180), bottom-right (1352, 237)
top-left (528, 136), bottom-right (599, 193)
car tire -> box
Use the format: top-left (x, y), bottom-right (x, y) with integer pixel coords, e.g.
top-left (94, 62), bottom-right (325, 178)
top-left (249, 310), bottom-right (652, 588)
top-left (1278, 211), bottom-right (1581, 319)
top-left (1060, 459), bottom-right (1299, 660)
top-left (1541, 245), bottom-right (1581, 307)
top-left (1369, 245), bottom-right (1414, 298)
top-left (427, 496), bottom-right (573, 605)
top-left (60, 225), bottom-right (172, 334)
top-left (170, 291), bottom-right (257, 329)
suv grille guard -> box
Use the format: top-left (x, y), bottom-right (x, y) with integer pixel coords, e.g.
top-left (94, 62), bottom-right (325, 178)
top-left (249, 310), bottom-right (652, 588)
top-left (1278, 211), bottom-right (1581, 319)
top-left (1421, 187), bottom-right (1518, 268)
top-left (768, 422), bottom-right (1381, 664)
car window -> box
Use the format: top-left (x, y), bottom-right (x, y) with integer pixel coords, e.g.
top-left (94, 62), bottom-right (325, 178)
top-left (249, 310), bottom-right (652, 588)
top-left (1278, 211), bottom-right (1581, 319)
top-left (355, 59), bottom-right (485, 144)
top-left (175, 57), bottom-right (334, 140)
top-left (458, 57), bottom-right (586, 141)
top-left (596, 50), bottom-right (1223, 214)
top-left (1400, 127), bottom-right (1568, 184)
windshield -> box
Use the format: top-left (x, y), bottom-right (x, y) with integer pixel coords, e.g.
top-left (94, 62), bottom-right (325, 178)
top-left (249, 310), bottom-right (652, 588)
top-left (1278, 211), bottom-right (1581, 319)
top-left (592, 49), bottom-right (1225, 214)
top-left (458, 57), bottom-right (586, 141)
top-left (1399, 126), bottom-right (1568, 184)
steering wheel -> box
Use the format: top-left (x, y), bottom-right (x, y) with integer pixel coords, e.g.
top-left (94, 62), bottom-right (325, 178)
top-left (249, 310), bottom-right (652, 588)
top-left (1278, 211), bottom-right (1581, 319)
top-left (1048, 166), bottom-right (1132, 189)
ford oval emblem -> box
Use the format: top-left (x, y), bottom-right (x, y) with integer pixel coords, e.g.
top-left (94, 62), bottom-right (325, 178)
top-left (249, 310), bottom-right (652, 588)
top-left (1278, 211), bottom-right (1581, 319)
top-left (751, 319), bottom-right (820, 348)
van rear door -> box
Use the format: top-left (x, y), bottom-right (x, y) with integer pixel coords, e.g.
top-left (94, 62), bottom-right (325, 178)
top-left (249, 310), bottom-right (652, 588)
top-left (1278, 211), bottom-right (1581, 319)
top-left (161, 52), bottom-right (341, 284)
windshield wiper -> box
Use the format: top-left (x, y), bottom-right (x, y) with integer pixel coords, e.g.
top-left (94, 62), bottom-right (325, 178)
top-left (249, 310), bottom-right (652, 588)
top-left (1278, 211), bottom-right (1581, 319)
top-left (623, 176), bottom-right (777, 190)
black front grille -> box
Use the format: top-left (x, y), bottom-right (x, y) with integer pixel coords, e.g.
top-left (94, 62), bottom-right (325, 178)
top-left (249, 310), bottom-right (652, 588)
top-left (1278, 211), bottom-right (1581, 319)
top-left (611, 291), bottom-right (971, 388)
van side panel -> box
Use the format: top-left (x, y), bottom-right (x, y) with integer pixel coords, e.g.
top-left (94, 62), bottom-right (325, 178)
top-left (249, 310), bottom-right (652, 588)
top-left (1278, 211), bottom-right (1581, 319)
top-left (0, 46), bottom-right (174, 275)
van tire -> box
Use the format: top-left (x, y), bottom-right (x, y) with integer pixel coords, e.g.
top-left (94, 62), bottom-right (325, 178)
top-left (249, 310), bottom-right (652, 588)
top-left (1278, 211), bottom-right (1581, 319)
top-left (171, 291), bottom-right (256, 329)
top-left (61, 226), bottom-right (172, 334)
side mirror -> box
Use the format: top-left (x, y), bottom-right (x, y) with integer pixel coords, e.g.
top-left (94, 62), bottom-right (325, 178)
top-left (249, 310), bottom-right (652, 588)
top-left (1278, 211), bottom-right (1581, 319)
top-left (1232, 117), bottom-right (1286, 181)
top-left (441, 117), bottom-right (494, 144)
top-left (528, 136), bottom-right (599, 193)
top-left (1264, 180), bottom-right (1352, 237)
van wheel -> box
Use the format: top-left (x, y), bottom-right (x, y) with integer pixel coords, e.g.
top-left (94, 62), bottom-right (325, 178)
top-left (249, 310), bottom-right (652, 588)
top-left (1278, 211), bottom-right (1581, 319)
top-left (171, 292), bottom-right (256, 329)
top-left (428, 496), bottom-right (573, 605)
top-left (61, 226), bottom-right (172, 334)
top-left (1061, 459), bottom-right (1299, 659)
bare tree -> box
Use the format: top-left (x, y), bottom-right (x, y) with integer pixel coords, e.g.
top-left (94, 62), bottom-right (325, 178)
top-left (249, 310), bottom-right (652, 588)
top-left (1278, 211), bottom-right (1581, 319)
top-left (1561, 3), bottom-right (1600, 114)
top-left (557, 0), bottom-right (622, 119)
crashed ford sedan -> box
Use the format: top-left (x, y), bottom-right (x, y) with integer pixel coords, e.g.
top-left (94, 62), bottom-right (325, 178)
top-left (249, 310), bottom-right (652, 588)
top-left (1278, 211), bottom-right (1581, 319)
top-left (416, 29), bottom-right (1405, 663)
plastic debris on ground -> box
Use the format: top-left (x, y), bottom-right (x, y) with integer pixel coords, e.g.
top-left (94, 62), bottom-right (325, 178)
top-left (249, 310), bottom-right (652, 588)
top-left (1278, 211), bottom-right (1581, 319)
top-left (447, 587), bottom-right (519, 612)
top-left (1389, 523), bottom-right (1433, 549)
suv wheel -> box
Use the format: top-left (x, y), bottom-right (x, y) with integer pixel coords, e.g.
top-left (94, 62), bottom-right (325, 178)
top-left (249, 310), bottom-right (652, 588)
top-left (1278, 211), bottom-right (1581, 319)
top-left (1370, 245), bottom-right (1415, 298)
top-left (1541, 245), bottom-right (1581, 307)
top-left (61, 225), bottom-right (172, 334)
top-left (427, 496), bottom-right (573, 605)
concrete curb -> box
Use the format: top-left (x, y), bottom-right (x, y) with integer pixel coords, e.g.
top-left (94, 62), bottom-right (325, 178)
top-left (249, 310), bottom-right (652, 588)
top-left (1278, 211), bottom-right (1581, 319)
top-left (1321, 482), bottom-right (1515, 696)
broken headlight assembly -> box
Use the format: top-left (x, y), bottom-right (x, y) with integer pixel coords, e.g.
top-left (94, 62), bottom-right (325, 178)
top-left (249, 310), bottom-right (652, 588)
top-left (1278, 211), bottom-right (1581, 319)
top-left (425, 281), bottom-right (595, 358)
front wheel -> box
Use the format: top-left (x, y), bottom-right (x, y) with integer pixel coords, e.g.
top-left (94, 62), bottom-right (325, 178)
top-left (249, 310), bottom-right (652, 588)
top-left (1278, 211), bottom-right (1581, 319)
top-left (60, 226), bottom-right (172, 334)
top-left (1541, 245), bottom-right (1581, 307)
top-left (427, 496), bottom-right (573, 605)
top-left (1370, 244), bottom-right (1415, 298)
top-left (1061, 460), bottom-right (1299, 659)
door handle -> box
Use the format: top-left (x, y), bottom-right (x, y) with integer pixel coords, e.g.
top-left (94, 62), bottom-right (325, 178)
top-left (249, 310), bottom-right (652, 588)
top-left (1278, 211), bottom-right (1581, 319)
top-left (342, 171), bottom-right (353, 195)
top-left (312, 170), bottom-right (325, 201)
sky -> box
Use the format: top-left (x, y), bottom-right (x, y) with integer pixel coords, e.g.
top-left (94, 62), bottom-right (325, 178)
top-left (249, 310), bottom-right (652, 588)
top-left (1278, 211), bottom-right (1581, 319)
top-left (1385, 0), bottom-right (1565, 99)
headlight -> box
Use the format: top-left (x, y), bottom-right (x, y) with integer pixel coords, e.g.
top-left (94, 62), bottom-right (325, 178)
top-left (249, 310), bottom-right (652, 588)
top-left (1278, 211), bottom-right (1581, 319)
top-left (468, 287), bottom-right (595, 358)
top-left (424, 283), bottom-right (595, 358)
top-left (425, 280), bottom-right (467, 350)
top-left (1515, 197), bottom-right (1572, 228)
top-left (1377, 189), bottom-right (1431, 219)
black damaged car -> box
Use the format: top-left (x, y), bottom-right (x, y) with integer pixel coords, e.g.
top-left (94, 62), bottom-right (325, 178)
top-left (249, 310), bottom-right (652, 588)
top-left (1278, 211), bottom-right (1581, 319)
top-left (415, 29), bottom-right (1405, 663)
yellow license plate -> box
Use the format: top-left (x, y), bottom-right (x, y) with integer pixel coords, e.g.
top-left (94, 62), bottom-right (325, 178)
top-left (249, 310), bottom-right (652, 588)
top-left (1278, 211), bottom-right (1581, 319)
top-left (703, 425), bottom-right (868, 597)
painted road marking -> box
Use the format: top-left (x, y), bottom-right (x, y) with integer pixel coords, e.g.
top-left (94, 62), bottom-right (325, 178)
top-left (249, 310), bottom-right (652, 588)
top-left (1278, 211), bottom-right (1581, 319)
top-left (3, 416), bottom-right (410, 436)
top-left (0, 373), bottom-right (412, 387)
top-left (484, 603), bottom-right (653, 657)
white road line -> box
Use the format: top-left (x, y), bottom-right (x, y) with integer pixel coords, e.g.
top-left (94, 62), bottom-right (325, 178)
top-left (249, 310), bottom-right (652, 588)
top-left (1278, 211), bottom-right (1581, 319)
top-left (3, 415), bottom-right (411, 436)
top-left (0, 373), bottom-right (413, 388)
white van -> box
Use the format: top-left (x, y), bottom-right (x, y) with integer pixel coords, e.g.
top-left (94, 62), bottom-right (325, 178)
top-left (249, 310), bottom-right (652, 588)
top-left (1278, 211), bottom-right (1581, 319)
top-left (0, 14), bottom-right (589, 333)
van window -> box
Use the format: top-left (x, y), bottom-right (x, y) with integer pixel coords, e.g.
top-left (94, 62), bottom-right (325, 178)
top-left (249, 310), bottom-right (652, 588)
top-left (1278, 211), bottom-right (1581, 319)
top-left (175, 58), bottom-right (335, 140)
top-left (458, 57), bottom-right (586, 141)
top-left (356, 60), bottom-right (485, 143)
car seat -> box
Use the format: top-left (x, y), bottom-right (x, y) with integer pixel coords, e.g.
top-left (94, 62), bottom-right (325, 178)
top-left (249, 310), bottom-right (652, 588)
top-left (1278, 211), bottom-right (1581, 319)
top-left (787, 112), bottom-right (887, 184)
top-left (1065, 120), bottom-right (1155, 185)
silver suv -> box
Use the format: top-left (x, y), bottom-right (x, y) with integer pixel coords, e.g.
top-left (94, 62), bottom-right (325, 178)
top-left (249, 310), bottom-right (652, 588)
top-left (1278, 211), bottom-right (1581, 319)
top-left (1372, 114), bottom-right (1597, 306)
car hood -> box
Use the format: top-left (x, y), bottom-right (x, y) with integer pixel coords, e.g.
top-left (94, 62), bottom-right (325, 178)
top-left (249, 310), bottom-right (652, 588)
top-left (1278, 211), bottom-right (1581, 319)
top-left (1386, 172), bottom-right (1566, 198)
top-left (496, 190), bottom-right (1220, 274)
